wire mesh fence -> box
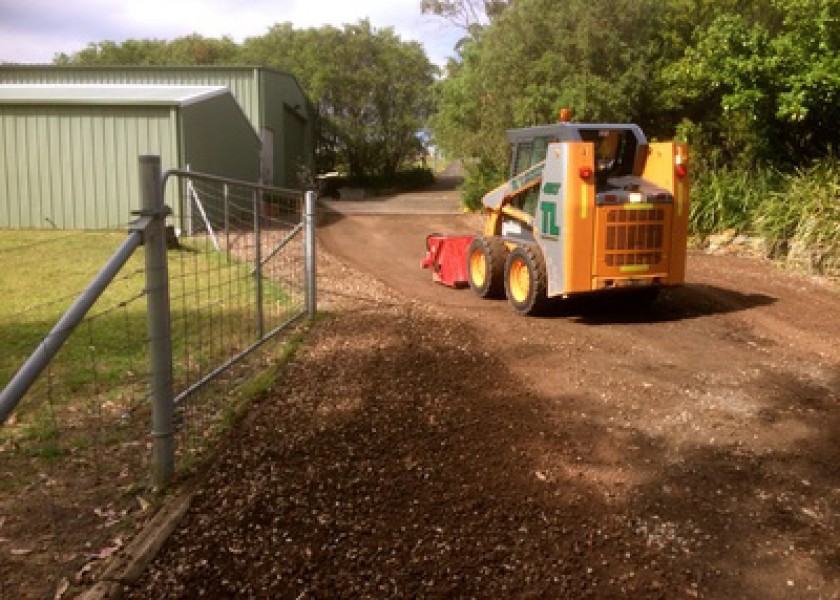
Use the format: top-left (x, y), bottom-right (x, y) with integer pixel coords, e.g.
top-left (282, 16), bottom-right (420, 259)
top-left (166, 173), bottom-right (307, 472)
top-left (0, 229), bottom-right (153, 600)
top-left (0, 160), bottom-right (310, 598)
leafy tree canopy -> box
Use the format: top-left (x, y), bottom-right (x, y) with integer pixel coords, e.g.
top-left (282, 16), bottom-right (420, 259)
top-left (55, 34), bottom-right (239, 66)
top-left (420, 0), bottom-right (511, 37)
top-left (432, 0), bottom-right (840, 175)
top-left (56, 22), bottom-right (436, 179)
top-left (432, 0), bottom-right (663, 168)
top-left (239, 20), bottom-right (437, 178)
top-left (666, 0), bottom-right (840, 165)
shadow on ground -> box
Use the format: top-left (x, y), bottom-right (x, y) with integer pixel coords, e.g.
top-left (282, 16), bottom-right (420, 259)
top-left (124, 304), bottom-right (837, 599)
top-left (537, 284), bottom-right (778, 325)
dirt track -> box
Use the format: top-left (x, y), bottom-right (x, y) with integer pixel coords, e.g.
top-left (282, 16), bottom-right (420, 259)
top-left (127, 191), bottom-right (840, 599)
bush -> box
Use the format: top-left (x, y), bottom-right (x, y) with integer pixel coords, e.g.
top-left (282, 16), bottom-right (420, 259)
top-left (343, 167), bottom-right (436, 193)
top-left (756, 157), bottom-right (840, 274)
top-left (689, 155), bottom-right (840, 276)
top-left (689, 166), bottom-right (778, 236)
top-left (461, 159), bottom-right (505, 211)
top-left (317, 167), bottom-right (436, 197)
top-left (391, 167), bottom-right (436, 190)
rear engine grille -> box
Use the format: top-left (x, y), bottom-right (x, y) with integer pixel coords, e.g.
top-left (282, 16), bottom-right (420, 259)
top-left (604, 208), bottom-right (665, 268)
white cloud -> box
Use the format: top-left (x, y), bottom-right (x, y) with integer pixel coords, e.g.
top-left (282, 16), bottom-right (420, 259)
top-left (0, 0), bottom-right (461, 65)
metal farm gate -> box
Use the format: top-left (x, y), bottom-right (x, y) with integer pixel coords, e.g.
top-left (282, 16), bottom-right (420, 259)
top-left (0, 156), bottom-right (316, 596)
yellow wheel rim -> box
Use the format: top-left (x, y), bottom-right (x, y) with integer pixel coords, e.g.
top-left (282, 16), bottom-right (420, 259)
top-left (470, 249), bottom-right (486, 288)
top-left (509, 258), bottom-right (530, 303)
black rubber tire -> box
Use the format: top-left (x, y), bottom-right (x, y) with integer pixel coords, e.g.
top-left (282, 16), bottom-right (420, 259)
top-left (504, 245), bottom-right (549, 316)
top-left (467, 236), bottom-right (508, 299)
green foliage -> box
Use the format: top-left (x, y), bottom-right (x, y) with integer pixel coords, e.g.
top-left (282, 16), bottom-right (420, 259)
top-left (420, 0), bottom-right (510, 36)
top-left (689, 167), bottom-right (778, 235)
top-left (239, 20), bottom-right (437, 179)
top-left (429, 0), bottom-right (839, 274)
top-left (432, 0), bottom-right (665, 175)
top-left (321, 167), bottom-right (436, 195)
top-left (55, 34), bottom-right (239, 66)
top-left (755, 157), bottom-right (840, 272)
top-left (665, 0), bottom-right (840, 165)
top-left (386, 167), bottom-right (436, 191)
top-left (461, 158), bottom-right (504, 211)
top-left (56, 22), bottom-right (436, 180)
top-left (434, 0), bottom-right (838, 171)
top-left (688, 157), bottom-right (840, 276)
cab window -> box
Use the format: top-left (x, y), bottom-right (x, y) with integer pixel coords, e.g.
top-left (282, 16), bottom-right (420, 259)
top-left (530, 136), bottom-right (552, 166)
top-left (511, 187), bottom-right (540, 216)
top-left (513, 142), bottom-right (533, 175)
top-left (579, 129), bottom-right (637, 186)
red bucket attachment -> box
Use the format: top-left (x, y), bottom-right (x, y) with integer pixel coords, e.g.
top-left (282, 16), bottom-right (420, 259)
top-left (421, 234), bottom-right (475, 288)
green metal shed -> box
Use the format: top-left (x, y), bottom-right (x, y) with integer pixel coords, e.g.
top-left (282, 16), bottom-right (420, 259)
top-left (0, 66), bottom-right (314, 188)
top-left (0, 84), bottom-right (260, 230)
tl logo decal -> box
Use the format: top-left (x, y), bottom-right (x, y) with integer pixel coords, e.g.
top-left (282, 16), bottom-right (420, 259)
top-left (540, 202), bottom-right (560, 238)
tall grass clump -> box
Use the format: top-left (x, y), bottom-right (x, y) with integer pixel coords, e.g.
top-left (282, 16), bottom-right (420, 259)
top-left (688, 154), bottom-right (840, 277)
top-left (756, 157), bottom-right (840, 276)
top-left (689, 167), bottom-right (779, 236)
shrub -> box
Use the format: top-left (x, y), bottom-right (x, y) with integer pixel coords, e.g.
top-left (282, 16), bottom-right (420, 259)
top-left (756, 157), bottom-right (840, 274)
top-left (342, 167), bottom-right (436, 193)
top-left (461, 159), bottom-right (505, 211)
top-left (689, 166), bottom-right (778, 236)
top-left (688, 155), bottom-right (840, 276)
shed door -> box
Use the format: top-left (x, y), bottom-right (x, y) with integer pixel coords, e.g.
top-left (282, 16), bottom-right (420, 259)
top-left (283, 107), bottom-right (306, 188)
top-left (260, 127), bottom-right (274, 185)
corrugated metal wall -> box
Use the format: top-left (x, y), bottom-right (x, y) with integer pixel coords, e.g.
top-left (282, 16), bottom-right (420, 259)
top-left (0, 68), bottom-right (263, 131)
top-left (182, 93), bottom-right (260, 183)
top-left (0, 67), bottom-right (316, 187)
top-left (262, 71), bottom-right (313, 188)
top-left (0, 106), bottom-right (179, 229)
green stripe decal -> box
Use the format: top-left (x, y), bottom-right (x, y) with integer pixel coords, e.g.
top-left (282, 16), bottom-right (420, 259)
top-left (543, 182), bottom-right (561, 195)
top-left (622, 203), bottom-right (654, 210)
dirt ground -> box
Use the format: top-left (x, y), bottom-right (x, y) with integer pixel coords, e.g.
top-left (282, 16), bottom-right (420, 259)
top-left (123, 189), bottom-right (839, 598)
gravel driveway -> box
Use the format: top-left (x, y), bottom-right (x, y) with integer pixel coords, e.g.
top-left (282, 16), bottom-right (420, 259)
top-left (125, 196), bottom-right (840, 599)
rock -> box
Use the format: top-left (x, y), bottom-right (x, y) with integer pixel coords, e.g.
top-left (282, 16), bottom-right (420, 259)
top-left (707, 229), bottom-right (738, 253)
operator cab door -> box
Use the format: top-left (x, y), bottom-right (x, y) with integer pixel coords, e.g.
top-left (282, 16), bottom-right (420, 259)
top-left (505, 136), bottom-right (557, 242)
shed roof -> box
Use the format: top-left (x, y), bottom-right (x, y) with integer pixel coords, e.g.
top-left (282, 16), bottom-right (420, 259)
top-left (0, 84), bottom-right (229, 107)
top-left (0, 64), bottom-right (289, 75)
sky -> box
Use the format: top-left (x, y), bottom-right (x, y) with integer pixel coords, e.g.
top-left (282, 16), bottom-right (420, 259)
top-left (0, 0), bottom-right (463, 66)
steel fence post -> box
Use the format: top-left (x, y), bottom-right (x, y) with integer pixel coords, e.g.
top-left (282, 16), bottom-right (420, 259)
top-left (254, 189), bottom-right (264, 338)
top-left (140, 155), bottom-right (175, 489)
top-left (304, 190), bottom-right (317, 318)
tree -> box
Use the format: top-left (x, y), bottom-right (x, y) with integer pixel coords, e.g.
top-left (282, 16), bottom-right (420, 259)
top-left (55, 35), bottom-right (238, 66)
top-left (665, 0), bottom-right (840, 165)
top-left (431, 0), bottom-right (665, 170)
top-left (240, 20), bottom-right (436, 178)
top-left (420, 0), bottom-right (511, 37)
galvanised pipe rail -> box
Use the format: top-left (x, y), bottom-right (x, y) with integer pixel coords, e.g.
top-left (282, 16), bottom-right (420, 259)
top-left (162, 168), bottom-right (299, 197)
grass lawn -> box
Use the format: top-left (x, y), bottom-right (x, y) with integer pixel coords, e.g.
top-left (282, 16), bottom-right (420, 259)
top-left (0, 227), bottom-right (304, 598)
top-left (0, 228), bottom-right (298, 455)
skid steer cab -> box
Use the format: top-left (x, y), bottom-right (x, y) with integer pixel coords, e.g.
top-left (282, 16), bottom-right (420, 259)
top-left (422, 118), bottom-right (690, 315)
